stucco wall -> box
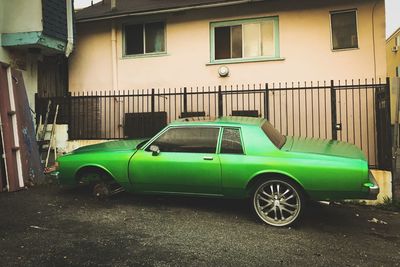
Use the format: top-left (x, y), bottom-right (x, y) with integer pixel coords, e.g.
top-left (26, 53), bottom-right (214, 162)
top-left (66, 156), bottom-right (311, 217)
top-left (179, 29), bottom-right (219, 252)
top-left (0, 47), bottom-right (39, 110)
top-left (70, 20), bottom-right (113, 91)
top-left (0, 47), bottom-right (38, 110)
top-left (1, 0), bottom-right (43, 33)
top-left (69, 0), bottom-right (386, 92)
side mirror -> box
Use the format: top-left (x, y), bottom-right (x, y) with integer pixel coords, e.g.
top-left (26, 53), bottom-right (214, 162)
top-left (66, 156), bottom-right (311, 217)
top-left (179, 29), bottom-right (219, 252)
top-left (149, 145), bottom-right (160, 156)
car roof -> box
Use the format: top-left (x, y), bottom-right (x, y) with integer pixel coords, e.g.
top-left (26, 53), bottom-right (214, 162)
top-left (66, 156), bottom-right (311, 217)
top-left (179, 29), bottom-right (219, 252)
top-left (170, 116), bottom-right (265, 127)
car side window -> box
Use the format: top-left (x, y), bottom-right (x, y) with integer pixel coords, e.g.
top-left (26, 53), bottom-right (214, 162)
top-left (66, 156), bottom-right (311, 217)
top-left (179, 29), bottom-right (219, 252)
top-left (149, 127), bottom-right (220, 153)
top-left (220, 128), bottom-right (244, 154)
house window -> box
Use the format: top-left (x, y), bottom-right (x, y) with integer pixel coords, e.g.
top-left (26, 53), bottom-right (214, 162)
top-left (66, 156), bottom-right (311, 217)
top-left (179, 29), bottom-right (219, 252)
top-left (211, 17), bottom-right (279, 63)
top-left (330, 10), bottom-right (358, 50)
top-left (396, 66), bottom-right (399, 77)
top-left (124, 22), bottom-right (165, 56)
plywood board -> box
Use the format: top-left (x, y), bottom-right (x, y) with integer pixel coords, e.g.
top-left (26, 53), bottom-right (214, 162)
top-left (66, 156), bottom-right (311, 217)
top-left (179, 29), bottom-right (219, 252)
top-left (11, 69), bottom-right (43, 185)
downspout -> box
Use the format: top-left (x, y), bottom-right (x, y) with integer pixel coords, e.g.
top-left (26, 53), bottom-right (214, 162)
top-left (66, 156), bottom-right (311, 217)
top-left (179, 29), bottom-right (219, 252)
top-left (111, 21), bottom-right (118, 91)
top-left (371, 0), bottom-right (379, 80)
top-left (65, 0), bottom-right (74, 57)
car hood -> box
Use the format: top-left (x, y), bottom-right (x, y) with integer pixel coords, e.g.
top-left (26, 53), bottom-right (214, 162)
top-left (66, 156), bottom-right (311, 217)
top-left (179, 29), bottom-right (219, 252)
top-left (282, 136), bottom-right (366, 161)
top-left (72, 139), bottom-right (147, 154)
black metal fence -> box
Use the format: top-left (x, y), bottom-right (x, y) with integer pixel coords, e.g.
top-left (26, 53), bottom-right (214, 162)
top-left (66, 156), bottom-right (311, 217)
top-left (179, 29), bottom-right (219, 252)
top-left (35, 78), bottom-right (391, 169)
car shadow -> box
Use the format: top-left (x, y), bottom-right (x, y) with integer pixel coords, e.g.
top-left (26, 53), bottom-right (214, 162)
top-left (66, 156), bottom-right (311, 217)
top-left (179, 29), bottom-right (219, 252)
top-left (58, 185), bottom-right (366, 230)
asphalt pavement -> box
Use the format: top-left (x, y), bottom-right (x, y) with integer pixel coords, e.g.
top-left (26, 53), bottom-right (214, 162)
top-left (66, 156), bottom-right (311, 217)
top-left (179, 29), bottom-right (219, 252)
top-left (0, 185), bottom-right (399, 266)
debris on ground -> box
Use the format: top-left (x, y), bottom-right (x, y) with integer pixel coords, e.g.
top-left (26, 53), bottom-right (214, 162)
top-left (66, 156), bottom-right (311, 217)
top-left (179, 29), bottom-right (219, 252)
top-left (368, 218), bottom-right (388, 224)
top-left (29, 225), bottom-right (49, 230)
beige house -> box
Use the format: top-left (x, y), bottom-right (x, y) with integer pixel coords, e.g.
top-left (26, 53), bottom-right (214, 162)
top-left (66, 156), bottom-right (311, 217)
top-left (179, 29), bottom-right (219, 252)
top-left (387, 27), bottom-right (400, 78)
top-left (70, 0), bottom-right (387, 92)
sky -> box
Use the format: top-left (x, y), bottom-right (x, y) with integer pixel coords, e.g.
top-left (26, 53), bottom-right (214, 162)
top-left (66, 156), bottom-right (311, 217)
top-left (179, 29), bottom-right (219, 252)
top-left (74, 0), bottom-right (400, 38)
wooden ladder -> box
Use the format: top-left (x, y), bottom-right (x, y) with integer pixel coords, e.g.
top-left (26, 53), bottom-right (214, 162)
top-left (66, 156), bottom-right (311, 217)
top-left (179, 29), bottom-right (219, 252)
top-left (36, 101), bottom-right (59, 169)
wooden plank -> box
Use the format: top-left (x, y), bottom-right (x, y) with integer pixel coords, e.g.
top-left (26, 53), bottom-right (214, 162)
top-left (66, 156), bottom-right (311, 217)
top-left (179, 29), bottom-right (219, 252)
top-left (7, 67), bottom-right (24, 188)
top-left (0, 65), bottom-right (20, 192)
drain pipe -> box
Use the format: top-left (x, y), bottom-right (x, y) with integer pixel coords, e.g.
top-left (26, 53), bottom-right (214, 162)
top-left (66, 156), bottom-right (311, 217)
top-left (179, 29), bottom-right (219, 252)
top-left (65, 0), bottom-right (74, 57)
top-left (111, 21), bottom-right (118, 91)
top-left (111, 0), bottom-right (117, 10)
top-left (371, 0), bottom-right (379, 80)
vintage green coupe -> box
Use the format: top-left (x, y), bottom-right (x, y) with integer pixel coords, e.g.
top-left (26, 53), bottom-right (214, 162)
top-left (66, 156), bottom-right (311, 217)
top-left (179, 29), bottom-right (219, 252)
top-left (55, 116), bottom-right (379, 227)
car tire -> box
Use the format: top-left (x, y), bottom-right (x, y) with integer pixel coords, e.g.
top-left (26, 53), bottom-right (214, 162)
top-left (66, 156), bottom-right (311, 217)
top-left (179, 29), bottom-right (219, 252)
top-left (252, 178), bottom-right (305, 227)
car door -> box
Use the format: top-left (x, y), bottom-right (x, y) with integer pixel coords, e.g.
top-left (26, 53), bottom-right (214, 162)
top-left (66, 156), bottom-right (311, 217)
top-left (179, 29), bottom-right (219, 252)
top-left (129, 126), bottom-right (222, 195)
top-left (218, 127), bottom-right (248, 196)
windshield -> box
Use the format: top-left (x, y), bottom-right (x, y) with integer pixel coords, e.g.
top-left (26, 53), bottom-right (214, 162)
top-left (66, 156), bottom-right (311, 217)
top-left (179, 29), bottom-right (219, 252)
top-left (261, 121), bottom-right (286, 149)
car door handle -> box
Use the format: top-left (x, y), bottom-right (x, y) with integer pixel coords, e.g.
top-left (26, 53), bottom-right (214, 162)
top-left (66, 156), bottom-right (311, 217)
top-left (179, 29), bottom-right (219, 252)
top-left (203, 156), bottom-right (213, 161)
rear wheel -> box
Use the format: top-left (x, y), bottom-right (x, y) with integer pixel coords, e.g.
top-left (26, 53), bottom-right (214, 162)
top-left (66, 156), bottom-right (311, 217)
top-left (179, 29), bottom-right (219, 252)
top-left (252, 179), bottom-right (304, 227)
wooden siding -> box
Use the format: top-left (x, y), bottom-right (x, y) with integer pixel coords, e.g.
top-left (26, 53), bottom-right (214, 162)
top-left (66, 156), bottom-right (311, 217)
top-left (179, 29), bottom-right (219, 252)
top-left (38, 55), bottom-right (69, 97)
top-left (42, 0), bottom-right (68, 41)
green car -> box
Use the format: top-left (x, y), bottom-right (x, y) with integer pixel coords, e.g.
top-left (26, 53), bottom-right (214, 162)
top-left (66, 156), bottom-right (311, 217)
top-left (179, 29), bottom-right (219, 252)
top-left (54, 116), bottom-right (379, 227)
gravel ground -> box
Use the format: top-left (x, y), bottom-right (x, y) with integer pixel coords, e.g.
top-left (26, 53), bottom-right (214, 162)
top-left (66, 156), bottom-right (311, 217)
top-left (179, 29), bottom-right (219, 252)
top-left (0, 185), bottom-right (399, 267)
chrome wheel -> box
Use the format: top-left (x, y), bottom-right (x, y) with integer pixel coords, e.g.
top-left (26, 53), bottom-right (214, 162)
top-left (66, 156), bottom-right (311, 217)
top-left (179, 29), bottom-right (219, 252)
top-left (253, 179), bottom-right (302, 227)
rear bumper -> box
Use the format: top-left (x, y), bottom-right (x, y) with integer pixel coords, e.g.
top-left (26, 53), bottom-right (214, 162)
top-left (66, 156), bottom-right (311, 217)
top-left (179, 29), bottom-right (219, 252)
top-left (364, 171), bottom-right (380, 200)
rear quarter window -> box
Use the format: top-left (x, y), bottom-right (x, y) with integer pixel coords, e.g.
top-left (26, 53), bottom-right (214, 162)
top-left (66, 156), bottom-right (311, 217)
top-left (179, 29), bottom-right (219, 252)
top-left (220, 128), bottom-right (244, 154)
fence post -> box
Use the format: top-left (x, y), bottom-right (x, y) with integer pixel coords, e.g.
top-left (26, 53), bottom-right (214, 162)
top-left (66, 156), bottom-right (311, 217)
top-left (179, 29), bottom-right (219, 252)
top-left (183, 87), bottom-right (188, 116)
top-left (330, 80), bottom-right (337, 140)
top-left (264, 83), bottom-right (269, 120)
top-left (218, 85), bottom-right (223, 117)
top-left (151, 88), bottom-right (155, 113)
top-left (391, 76), bottom-right (400, 202)
top-left (385, 77), bottom-right (394, 171)
top-left (386, 77), bottom-right (393, 170)
top-left (67, 92), bottom-right (72, 140)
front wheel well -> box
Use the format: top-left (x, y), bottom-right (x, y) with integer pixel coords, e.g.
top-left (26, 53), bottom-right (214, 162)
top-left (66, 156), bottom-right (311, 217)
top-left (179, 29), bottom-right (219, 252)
top-left (75, 166), bottom-right (113, 183)
top-left (246, 172), bottom-right (308, 198)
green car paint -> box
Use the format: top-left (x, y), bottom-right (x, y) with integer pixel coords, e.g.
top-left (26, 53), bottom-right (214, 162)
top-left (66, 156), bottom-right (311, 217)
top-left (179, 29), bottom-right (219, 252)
top-left (56, 116), bottom-right (378, 201)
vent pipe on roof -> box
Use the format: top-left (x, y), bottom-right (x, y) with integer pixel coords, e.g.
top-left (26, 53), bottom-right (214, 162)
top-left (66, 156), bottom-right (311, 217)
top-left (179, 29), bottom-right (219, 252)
top-left (111, 0), bottom-right (116, 10)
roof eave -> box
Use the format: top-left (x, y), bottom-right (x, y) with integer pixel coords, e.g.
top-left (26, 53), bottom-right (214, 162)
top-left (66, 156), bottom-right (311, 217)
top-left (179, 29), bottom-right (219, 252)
top-left (76, 0), bottom-right (259, 23)
top-left (386, 26), bottom-right (400, 43)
